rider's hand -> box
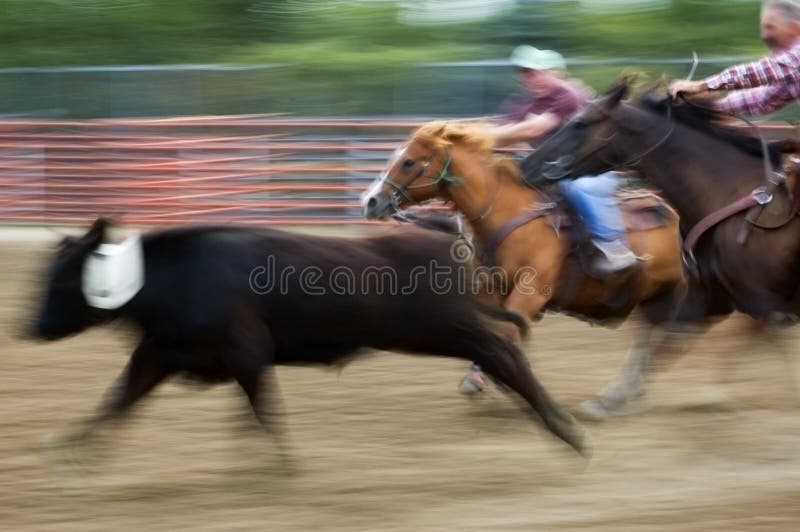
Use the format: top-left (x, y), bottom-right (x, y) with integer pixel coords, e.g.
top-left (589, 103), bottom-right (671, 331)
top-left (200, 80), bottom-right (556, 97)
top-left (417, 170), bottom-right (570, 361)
top-left (668, 80), bottom-right (708, 99)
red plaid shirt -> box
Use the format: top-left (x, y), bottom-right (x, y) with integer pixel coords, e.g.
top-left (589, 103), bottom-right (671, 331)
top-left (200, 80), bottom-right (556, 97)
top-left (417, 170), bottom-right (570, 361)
top-left (705, 40), bottom-right (800, 116)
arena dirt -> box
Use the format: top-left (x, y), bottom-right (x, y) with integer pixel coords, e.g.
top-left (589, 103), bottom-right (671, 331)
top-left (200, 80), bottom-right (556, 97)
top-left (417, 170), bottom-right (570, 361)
top-left (1, 243), bottom-right (798, 531)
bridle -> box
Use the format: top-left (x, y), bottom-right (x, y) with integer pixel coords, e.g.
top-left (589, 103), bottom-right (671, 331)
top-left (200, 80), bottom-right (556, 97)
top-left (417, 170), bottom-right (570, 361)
top-left (544, 102), bottom-right (675, 179)
top-left (562, 103), bottom-right (675, 177)
top-left (382, 144), bottom-right (502, 224)
top-left (676, 94), bottom-right (776, 186)
top-left (381, 146), bottom-right (457, 211)
top-left (540, 95), bottom-right (785, 270)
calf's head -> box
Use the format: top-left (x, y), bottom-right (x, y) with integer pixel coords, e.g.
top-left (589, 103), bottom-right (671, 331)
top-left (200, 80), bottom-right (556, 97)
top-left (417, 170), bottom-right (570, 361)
top-left (32, 217), bottom-right (112, 340)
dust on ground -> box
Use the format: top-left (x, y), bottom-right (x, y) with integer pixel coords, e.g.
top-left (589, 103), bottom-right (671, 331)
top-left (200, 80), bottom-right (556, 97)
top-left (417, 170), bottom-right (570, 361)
top-left (1, 243), bottom-right (798, 531)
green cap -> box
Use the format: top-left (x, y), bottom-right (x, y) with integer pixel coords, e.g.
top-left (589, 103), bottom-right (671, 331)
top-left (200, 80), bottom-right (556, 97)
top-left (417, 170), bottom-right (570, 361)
top-left (509, 45), bottom-right (567, 71)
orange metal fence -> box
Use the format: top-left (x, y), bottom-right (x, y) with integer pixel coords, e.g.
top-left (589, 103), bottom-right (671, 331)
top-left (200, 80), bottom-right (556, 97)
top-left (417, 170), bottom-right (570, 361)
top-left (0, 115), bottom-right (435, 226)
top-left (0, 115), bottom-right (794, 227)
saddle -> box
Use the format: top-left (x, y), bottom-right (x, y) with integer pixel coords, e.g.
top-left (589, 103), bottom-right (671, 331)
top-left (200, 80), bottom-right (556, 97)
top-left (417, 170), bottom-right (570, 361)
top-left (550, 187), bottom-right (677, 259)
top-left (480, 184), bottom-right (676, 278)
top-left (682, 151), bottom-right (800, 269)
top-left (558, 188), bottom-right (678, 234)
top-left (740, 154), bottom-right (800, 233)
top-left (545, 187), bottom-right (677, 318)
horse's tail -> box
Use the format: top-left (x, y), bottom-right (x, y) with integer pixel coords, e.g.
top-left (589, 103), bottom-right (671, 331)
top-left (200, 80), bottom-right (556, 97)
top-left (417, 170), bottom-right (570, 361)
top-left (474, 300), bottom-right (529, 336)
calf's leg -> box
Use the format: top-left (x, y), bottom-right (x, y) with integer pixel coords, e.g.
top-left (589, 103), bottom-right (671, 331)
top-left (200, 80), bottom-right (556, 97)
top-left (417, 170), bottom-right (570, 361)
top-left (68, 337), bottom-right (171, 444)
top-left (42, 337), bottom-right (172, 476)
top-left (436, 325), bottom-right (585, 454)
top-left (224, 319), bottom-right (293, 469)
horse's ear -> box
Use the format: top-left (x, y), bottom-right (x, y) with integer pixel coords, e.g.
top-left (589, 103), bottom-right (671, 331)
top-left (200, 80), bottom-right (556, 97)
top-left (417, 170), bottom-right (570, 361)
top-left (80, 216), bottom-right (113, 246)
top-left (433, 122), bottom-right (448, 138)
top-left (601, 80), bottom-right (630, 109)
top-left (418, 121), bottom-right (450, 144)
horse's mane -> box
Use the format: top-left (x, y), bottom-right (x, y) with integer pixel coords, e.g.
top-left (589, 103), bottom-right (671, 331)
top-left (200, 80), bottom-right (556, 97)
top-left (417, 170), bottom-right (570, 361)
top-left (636, 94), bottom-right (784, 165)
top-left (412, 121), bottom-right (522, 182)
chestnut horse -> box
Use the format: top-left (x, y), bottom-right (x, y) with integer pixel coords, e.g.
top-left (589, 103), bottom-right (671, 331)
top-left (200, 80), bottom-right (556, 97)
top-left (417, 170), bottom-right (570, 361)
top-left (362, 121), bottom-right (685, 418)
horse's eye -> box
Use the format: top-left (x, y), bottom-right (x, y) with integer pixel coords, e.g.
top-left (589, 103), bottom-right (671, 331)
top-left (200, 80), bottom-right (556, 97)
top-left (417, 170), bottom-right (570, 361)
top-left (573, 120), bottom-right (588, 129)
top-left (402, 159), bottom-right (415, 170)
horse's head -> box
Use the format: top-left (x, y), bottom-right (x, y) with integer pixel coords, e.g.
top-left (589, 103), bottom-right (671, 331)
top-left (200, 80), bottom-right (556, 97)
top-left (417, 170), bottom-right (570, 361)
top-left (30, 217), bottom-right (113, 340)
top-left (361, 121), bottom-right (469, 220)
top-left (522, 81), bottom-right (631, 185)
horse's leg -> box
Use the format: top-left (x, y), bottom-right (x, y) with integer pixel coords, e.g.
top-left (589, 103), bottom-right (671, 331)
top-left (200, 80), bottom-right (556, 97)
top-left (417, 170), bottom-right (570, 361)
top-left (775, 328), bottom-right (800, 407)
top-left (459, 286), bottom-right (545, 394)
top-left (578, 316), bottom-right (653, 419)
top-left (740, 317), bottom-right (800, 407)
top-left (580, 279), bottom-right (731, 419)
top-left (577, 282), bottom-right (683, 419)
top-left (451, 327), bottom-right (584, 453)
top-left (646, 272), bottom-right (735, 366)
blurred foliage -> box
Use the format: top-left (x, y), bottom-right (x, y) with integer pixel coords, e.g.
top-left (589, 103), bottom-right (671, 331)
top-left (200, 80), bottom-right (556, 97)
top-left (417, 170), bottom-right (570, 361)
top-left (550, 1), bottom-right (765, 58)
top-left (0, 0), bottom-right (786, 118)
top-left (0, 1), bottom-right (768, 67)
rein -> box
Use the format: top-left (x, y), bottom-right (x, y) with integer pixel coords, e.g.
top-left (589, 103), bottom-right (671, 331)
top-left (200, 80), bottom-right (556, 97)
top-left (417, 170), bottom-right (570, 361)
top-left (388, 142), bottom-right (554, 264)
top-left (564, 97), bottom-right (791, 264)
top-left (678, 94), bottom-right (777, 189)
top-left (597, 103), bottom-right (675, 170)
top-left (542, 103), bottom-right (674, 181)
top-left (675, 96), bottom-right (796, 261)
top-left (383, 147), bottom-right (458, 208)
top-left (387, 144), bottom-right (500, 224)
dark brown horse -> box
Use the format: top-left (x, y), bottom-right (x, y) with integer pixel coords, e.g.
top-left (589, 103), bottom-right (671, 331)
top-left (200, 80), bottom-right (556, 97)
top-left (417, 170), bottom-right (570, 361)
top-left (362, 121), bottom-right (686, 418)
top-left (522, 81), bottom-right (800, 409)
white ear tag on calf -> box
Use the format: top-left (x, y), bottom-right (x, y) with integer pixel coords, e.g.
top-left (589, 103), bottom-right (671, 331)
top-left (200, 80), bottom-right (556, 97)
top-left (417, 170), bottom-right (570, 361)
top-left (81, 234), bottom-right (145, 309)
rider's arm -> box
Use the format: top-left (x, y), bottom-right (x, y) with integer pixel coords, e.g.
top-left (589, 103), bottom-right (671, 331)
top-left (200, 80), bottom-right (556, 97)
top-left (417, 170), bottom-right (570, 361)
top-left (704, 45), bottom-right (800, 91)
top-left (490, 112), bottom-right (561, 147)
top-left (714, 84), bottom-right (795, 116)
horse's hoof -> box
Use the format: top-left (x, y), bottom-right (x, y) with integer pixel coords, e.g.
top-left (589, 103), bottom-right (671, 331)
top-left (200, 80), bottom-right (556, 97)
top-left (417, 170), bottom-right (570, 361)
top-left (459, 381), bottom-right (483, 395)
top-left (575, 399), bottom-right (613, 421)
top-left (553, 416), bottom-right (589, 456)
top-left (576, 395), bottom-right (649, 421)
top-left (40, 432), bottom-right (59, 451)
top-left (39, 433), bottom-right (90, 490)
top-left (458, 367), bottom-right (487, 395)
top-left (573, 435), bottom-right (592, 459)
top-left (675, 387), bottom-right (734, 412)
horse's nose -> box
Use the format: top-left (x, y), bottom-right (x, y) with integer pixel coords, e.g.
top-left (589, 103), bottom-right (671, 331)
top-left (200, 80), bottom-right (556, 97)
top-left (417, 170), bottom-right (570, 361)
top-left (362, 195), bottom-right (378, 219)
top-left (542, 155), bottom-right (574, 180)
top-left (363, 193), bottom-right (390, 220)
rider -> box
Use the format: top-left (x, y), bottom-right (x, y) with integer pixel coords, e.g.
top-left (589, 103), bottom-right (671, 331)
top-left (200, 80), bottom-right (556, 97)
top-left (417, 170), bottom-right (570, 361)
top-left (669, 0), bottom-right (800, 116)
top-left (491, 45), bottom-right (637, 276)
top-left (459, 45), bottom-right (637, 395)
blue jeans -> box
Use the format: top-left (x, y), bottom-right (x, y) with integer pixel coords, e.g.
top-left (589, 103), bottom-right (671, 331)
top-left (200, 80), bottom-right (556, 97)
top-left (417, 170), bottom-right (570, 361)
top-left (558, 172), bottom-right (626, 242)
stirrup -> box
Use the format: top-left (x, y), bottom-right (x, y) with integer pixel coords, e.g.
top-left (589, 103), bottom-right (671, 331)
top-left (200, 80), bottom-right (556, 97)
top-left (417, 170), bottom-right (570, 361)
top-left (591, 239), bottom-right (637, 275)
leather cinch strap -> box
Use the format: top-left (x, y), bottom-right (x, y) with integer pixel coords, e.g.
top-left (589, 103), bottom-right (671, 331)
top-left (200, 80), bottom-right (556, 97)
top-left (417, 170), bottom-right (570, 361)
top-left (482, 203), bottom-right (556, 263)
top-left (682, 189), bottom-right (767, 254)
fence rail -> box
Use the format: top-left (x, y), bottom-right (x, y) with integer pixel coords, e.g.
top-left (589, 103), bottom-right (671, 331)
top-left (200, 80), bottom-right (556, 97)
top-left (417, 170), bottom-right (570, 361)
top-left (0, 115), bottom-right (429, 226)
top-left (0, 115), bottom-right (795, 227)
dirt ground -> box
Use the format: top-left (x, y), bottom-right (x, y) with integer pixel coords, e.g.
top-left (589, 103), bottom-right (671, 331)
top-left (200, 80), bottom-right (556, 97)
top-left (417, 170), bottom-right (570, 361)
top-left (1, 242), bottom-right (798, 531)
